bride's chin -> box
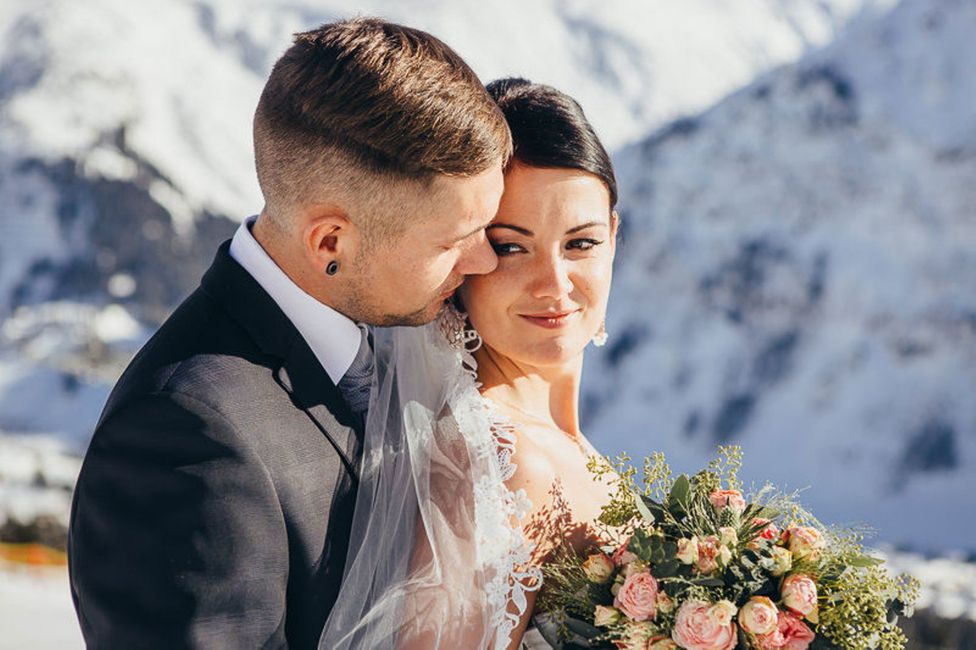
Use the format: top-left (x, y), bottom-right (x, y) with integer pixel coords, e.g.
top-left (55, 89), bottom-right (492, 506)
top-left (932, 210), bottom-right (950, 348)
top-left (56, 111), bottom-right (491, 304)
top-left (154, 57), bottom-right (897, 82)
top-left (517, 334), bottom-right (588, 366)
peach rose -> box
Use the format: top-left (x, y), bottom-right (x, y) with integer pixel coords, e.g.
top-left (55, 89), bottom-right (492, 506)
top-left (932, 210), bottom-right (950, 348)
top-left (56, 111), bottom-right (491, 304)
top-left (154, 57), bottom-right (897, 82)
top-left (765, 546), bottom-right (793, 576)
top-left (648, 636), bottom-right (680, 649)
top-left (656, 591), bottom-right (675, 614)
top-left (677, 536), bottom-right (700, 564)
top-left (739, 596), bottom-right (779, 635)
top-left (709, 489), bottom-right (746, 515)
top-left (756, 611), bottom-right (815, 650)
top-left (583, 552), bottom-right (616, 583)
top-left (781, 574), bottom-right (819, 622)
top-left (718, 526), bottom-right (738, 547)
top-left (613, 536), bottom-right (638, 566)
top-left (786, 527), bottom-right (825, 561)
top-left (594, 605), bottom-right (623, 627)
top-left (671, 600), bottom-right (738, 650)
top-left (613, 570), bottom-right (660, 622)
top-left (623, 559), bottom-right (650, 578)
top-left (612, 621), bottom-right (656, 649)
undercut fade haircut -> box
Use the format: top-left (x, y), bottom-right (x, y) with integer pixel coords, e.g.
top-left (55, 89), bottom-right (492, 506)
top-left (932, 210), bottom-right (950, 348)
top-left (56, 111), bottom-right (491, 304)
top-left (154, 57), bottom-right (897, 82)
top-left (253, 18), bottom-right (512, 239)
top-left (486, 77), bottom-right (617, 209)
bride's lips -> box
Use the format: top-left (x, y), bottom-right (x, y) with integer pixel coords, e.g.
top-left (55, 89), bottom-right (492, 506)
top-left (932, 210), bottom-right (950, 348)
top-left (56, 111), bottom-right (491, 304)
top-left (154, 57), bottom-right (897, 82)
top-left (519, 310), bottom-right (581, 329)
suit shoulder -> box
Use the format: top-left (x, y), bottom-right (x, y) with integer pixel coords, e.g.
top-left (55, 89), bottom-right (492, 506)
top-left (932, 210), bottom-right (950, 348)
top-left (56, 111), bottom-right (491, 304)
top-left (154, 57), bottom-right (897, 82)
top-left (101, 289), bottom-right (279, 423)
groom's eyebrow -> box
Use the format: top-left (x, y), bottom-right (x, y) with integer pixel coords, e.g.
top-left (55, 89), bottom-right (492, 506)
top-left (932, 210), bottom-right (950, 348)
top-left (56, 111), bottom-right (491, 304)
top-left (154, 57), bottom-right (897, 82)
top-left (453, 218), bottom-right (496, 243)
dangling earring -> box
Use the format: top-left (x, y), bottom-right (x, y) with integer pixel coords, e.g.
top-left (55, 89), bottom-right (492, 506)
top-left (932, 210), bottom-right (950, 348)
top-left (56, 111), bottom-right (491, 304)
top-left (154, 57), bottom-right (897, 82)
top-left (592, 320), bottom-right (608, 347)
top-left (326, 261), bottom-right (339, 276)
top-left (438, 301), bottom-right (483, 353)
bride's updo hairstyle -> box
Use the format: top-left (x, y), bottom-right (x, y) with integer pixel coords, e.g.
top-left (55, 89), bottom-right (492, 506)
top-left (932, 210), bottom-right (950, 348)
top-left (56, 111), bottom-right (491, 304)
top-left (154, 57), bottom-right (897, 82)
top-left (485, 78), bottom-right (617, 211)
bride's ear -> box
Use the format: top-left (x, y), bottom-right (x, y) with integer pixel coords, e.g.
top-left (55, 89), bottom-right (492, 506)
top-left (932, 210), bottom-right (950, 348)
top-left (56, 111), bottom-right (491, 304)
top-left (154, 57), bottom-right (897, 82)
top-left (610, 210), bottom-right (621, 248)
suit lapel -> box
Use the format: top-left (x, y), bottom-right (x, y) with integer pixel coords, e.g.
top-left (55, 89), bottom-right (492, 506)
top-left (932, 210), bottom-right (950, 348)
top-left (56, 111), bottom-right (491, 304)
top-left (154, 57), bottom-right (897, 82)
top-left (275, 343), bottom-right (361, 483)
top-left (200, 240), bottom-right (362, 481)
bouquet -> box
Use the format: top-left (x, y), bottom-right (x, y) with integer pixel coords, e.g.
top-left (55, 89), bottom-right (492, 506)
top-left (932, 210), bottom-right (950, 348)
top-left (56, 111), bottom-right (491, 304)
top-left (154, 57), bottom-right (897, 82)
top-left (535, 446), bottom-right (919, 650)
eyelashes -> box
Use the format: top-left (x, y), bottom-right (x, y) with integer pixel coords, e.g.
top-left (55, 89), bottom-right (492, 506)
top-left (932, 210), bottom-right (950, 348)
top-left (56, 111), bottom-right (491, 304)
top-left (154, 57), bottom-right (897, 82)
top-left (490, 239), bottom-right (605, 256)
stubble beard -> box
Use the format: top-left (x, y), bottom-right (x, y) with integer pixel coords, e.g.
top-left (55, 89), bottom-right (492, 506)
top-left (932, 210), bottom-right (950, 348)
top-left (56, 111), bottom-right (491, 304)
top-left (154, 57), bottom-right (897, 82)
top-left (340, 273), bottom-right (448, 327)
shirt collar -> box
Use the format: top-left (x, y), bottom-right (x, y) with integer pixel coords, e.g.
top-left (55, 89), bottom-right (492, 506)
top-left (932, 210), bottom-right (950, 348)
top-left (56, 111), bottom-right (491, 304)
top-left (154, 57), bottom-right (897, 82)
top-left (229, 215), bottom-right (364, 384)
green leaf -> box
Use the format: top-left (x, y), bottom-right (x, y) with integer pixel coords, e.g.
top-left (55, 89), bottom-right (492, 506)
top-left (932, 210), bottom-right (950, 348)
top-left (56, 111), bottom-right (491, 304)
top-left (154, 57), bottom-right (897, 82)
top-left (849, 554), bottom-right (885, 567)
top-left (564, 617), bottom-right (602, 639)
top-left (668, 474), bottom-right (691, 510)
top-left (692, 577), bottom-right (726, 587)
top-left (754, 506), bottom-right (780, 520)
top-left (635, 493), bottom-right (656, 523)
top-left (654, 559), bottom-right (681, 578)
top-left (630, 528), bottom-right (656, 560)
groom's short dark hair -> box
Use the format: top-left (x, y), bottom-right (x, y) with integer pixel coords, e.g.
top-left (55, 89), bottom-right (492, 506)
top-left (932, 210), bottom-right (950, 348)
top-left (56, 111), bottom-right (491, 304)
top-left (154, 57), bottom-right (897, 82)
top-left (253, 18), bottom-right (511, 235)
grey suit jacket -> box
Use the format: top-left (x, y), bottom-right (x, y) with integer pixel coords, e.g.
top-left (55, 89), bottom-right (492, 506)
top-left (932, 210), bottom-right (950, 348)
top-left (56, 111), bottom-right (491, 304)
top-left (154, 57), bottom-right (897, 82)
top-left (68, 240), bottom-right (363, 649)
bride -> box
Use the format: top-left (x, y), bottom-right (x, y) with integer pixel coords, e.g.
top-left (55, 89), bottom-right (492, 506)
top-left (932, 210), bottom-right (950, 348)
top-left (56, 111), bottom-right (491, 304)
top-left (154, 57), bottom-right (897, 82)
top-left (318, 77), bottom-right (620, 650)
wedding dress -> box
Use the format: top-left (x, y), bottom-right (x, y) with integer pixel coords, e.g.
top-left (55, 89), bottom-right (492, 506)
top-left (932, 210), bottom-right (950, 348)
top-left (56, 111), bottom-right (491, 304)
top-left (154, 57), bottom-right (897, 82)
top-left (317, 308), bottom-right (544, 649)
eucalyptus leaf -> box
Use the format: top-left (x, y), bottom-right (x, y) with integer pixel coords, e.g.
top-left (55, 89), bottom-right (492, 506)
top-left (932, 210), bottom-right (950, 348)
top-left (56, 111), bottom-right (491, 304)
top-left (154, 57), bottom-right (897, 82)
top-left (692, 577), bottom-right (725, 587)
top-left (668, 474), bottom-right (691, 509)
top-left (635, 494), bottom-right (656, 524)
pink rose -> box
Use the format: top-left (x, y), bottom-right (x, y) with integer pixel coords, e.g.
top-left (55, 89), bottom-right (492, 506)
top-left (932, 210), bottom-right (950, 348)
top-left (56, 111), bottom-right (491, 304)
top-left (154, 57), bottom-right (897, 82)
top-left (612, 536), bottom-right (638, 566)
top-left (709, 489), bottom-right (746, 515)
top-left (695, 535), bottom-right (722, 575)
top-left (670, 600), bottom-right (738, 650)
top-left (756, 611), bottom-right (815, 650)
top-left (613, 570), bottom-right (660, 622)
top-left (753, 518), bottom-right (780, 541)
top-left (739, 596), bottom-right (779, 635)
top-left (781, 574), bottom-right (819, 621)
top-left (778, 611), bottom-right (816, 650)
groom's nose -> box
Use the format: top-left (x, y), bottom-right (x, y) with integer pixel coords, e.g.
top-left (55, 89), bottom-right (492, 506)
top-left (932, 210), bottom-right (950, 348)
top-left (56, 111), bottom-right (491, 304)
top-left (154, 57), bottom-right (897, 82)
top-left (457, 229), bottom-right (498, 276)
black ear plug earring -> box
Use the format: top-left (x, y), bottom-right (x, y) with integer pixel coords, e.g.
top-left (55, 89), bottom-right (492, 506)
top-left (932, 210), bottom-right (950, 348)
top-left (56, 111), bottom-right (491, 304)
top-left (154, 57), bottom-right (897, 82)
top-left (326, 261), bottom-right (339, 276)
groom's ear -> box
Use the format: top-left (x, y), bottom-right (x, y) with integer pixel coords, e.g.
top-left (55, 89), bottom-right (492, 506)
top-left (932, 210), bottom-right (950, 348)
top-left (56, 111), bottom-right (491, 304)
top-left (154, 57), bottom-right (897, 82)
top-left (301, 203), bottom-right (357, 271)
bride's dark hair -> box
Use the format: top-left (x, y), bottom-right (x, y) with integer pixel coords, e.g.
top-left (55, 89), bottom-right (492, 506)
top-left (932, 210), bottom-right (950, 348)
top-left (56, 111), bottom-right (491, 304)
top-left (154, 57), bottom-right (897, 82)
top-left (486, 77), bottom-right (617, 209)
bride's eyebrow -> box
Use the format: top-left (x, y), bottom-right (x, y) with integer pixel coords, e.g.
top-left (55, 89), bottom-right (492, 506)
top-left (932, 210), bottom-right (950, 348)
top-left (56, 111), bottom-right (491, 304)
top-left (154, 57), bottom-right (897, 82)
top-left (566, 221), bottom-right (607, 234)
top-left (486, 223), bottom-right (533, 236)
top-left (487, 220), bottom-right (608, 236)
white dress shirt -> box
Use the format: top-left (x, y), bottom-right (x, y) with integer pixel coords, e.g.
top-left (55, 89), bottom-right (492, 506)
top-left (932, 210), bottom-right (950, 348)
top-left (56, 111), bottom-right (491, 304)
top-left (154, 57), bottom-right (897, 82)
top-left (229, 215), bottom-right (363, 385)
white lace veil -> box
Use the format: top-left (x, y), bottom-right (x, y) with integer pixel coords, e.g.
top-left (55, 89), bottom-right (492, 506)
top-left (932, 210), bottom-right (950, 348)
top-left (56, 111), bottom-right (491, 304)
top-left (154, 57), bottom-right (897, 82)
top-left (317, 307), bottom-right (540, 650)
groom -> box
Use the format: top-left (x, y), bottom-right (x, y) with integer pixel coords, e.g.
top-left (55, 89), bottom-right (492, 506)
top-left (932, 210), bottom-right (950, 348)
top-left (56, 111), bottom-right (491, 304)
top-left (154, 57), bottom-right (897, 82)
top-left (68, 18), bottom-right (509, 649)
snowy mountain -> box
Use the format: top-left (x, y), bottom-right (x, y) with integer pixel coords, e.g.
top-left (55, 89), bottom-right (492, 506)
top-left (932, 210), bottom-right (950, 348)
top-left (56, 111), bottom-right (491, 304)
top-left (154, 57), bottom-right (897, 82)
top-left (584, 0), bottom-right (976, 555)
top-left (0, 0), bottom-right (874, 447)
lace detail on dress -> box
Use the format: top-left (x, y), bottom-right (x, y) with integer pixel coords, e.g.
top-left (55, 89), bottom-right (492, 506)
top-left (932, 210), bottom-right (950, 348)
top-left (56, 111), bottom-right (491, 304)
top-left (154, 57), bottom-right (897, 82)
top-left (435, 306), bottom-right (543, 650)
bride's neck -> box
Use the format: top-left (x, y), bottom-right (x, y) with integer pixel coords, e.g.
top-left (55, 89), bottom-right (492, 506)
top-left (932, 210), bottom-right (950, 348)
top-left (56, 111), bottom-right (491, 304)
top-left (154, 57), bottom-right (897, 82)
top-left (474, 344), bottom-right (583, 437)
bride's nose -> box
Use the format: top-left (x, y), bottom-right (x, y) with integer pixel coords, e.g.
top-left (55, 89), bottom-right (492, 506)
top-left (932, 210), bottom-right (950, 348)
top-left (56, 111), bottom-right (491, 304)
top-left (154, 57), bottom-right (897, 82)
top-left (528, 250), bottom-right (574, 299)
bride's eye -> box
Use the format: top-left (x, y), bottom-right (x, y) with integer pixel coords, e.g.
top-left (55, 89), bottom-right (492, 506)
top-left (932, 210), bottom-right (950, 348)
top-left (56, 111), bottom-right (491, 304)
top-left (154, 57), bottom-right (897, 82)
top-left (490, 242), bottom-right (526, 256)
top-left (567, 238), bottom-right (602, 251)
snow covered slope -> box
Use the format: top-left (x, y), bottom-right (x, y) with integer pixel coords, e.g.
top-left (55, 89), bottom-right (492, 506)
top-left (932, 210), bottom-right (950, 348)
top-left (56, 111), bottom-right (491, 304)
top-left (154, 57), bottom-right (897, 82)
top-left (0, 0), bottom-right (872, 443)
top-left (584, 0), bottom-right (976, 554)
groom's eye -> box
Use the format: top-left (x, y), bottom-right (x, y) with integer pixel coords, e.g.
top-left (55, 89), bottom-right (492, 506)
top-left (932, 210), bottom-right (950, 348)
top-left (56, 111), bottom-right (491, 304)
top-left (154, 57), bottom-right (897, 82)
top-left (490, 242), bottom-right (526, 256)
